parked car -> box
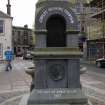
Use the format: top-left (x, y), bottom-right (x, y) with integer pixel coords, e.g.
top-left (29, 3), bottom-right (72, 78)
top-left (23, 51), bottom-right (32, 60)
top-left (96, 58), bottom-right (105, 68)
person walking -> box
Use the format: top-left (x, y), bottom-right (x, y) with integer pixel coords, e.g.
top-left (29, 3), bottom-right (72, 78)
top-left (5, 47), bottom-right (13, 71)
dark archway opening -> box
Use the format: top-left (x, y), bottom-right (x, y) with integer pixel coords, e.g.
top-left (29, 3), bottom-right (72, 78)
top-left (46, 14), bottom-right (66, 47)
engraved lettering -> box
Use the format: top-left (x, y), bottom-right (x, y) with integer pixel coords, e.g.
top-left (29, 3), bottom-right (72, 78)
top-left (39, 7), bottom-right (74, 24)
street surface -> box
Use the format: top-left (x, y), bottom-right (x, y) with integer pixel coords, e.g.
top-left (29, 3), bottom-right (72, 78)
top-left (0, 57), bottom-right (33, 105)
top-left (81, 64), bottom-right (105, 104)
top-left (0, 58), bottom-right (105, 104)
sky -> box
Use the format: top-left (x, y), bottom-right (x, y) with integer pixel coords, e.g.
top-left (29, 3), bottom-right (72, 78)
top-left (0, 0), bottom-right (38, 28)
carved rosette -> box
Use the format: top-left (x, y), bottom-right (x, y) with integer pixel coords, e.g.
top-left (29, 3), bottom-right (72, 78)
top-left (48, 64), bottom-right (65, 81)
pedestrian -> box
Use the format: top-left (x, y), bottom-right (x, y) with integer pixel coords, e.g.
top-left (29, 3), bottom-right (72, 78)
top-left (5, 47), bottom-right (13, 71)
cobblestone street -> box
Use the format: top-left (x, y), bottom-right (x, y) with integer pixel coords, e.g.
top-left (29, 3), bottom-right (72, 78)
top-left (0, 58), bottom-right (32, 105)
top-left (0, 58), bottom-right (105, 105)
top-left (0, 70), bottom-right (31, 93)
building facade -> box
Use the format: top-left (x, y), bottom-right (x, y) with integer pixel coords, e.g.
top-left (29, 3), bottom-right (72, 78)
top-left (86, 0), bottom-right (105, 60)
top-left (0, 11), bottom-right (12, 60)
top-left (12, 25), bottom-right (34, 56)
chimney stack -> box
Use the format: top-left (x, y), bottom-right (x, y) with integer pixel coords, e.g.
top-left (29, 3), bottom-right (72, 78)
top-left (7, 0), bottom-right (11, 16)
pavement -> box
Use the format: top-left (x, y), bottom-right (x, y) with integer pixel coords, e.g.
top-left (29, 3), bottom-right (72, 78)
top-left (0, 57), bottom-right (34, 72)
top-left (80, 59), bottom-right (96, 65)
top-left (0, 58), bottom-right (104, 105)
top-left (0, 57), bottom-right (33, 105)
top-left (81, 63), bottom-right (105, 105)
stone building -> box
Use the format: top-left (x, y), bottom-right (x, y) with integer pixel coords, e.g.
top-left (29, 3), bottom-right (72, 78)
top-left (0, 0), bottom-right (12, 60)
top-left (12, 25), bottom-right (34, 56)
top-left (70, 0), bottom-right (103, 59)
top-left (66, 0), bottom-right (90, 52)
top-left (86, 0), bottom-right (105, 60)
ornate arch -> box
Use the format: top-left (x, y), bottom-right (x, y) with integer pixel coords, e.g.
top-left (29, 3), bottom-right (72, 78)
top-left (35, 3), bottom-right (79, 31)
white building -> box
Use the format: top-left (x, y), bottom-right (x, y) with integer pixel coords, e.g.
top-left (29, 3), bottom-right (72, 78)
top-left (0, 11), bottom-right (12, 60)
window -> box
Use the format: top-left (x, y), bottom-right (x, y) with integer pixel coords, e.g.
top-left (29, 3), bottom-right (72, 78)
top-left (0, 44), bottom-right (2, 57)
top-left (0, 20), bottom-right (4, 34)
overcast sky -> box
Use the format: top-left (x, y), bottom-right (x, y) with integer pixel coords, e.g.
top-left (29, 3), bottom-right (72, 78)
top-left (0, 0), bottom-right (38, 28)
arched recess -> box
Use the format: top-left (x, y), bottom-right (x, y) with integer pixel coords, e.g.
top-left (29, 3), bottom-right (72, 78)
top-left (46, 14), bottom-right (66, 47)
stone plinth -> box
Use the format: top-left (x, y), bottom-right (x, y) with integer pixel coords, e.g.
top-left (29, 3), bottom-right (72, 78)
top-left (28, 88), bottom-right (87, 105)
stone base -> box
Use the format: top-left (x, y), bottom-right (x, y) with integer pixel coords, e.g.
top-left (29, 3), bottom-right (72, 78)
top-left (27, 88), bottom-right (88, 105)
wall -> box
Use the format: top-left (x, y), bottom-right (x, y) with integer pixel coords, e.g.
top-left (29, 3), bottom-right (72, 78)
top-left (0, 18), bottom-right (12, 60)
top-left (87, 20), bottom-right (105, 40)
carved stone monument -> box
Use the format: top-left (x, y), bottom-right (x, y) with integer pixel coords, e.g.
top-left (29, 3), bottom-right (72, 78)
top-left (28, 0), bottom-right (88, 105)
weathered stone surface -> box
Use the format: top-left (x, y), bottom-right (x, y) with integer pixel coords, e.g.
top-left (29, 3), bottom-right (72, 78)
top-left (35, 0), bottom-right (79, 30)
top-left (28, 88), bottom-right (87, 105)
top-left (27, 0), bottom-right (88, 104)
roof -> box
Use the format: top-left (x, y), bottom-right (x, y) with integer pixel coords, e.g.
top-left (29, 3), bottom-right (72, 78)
top-left (0, 10), bottom-right (12, 19)
top-left (38, 0), bottom-right (93, 4)
top-left (72, 0), bottom-right (93, 4)
top-left (13, 26), bottom-right (32, 31)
